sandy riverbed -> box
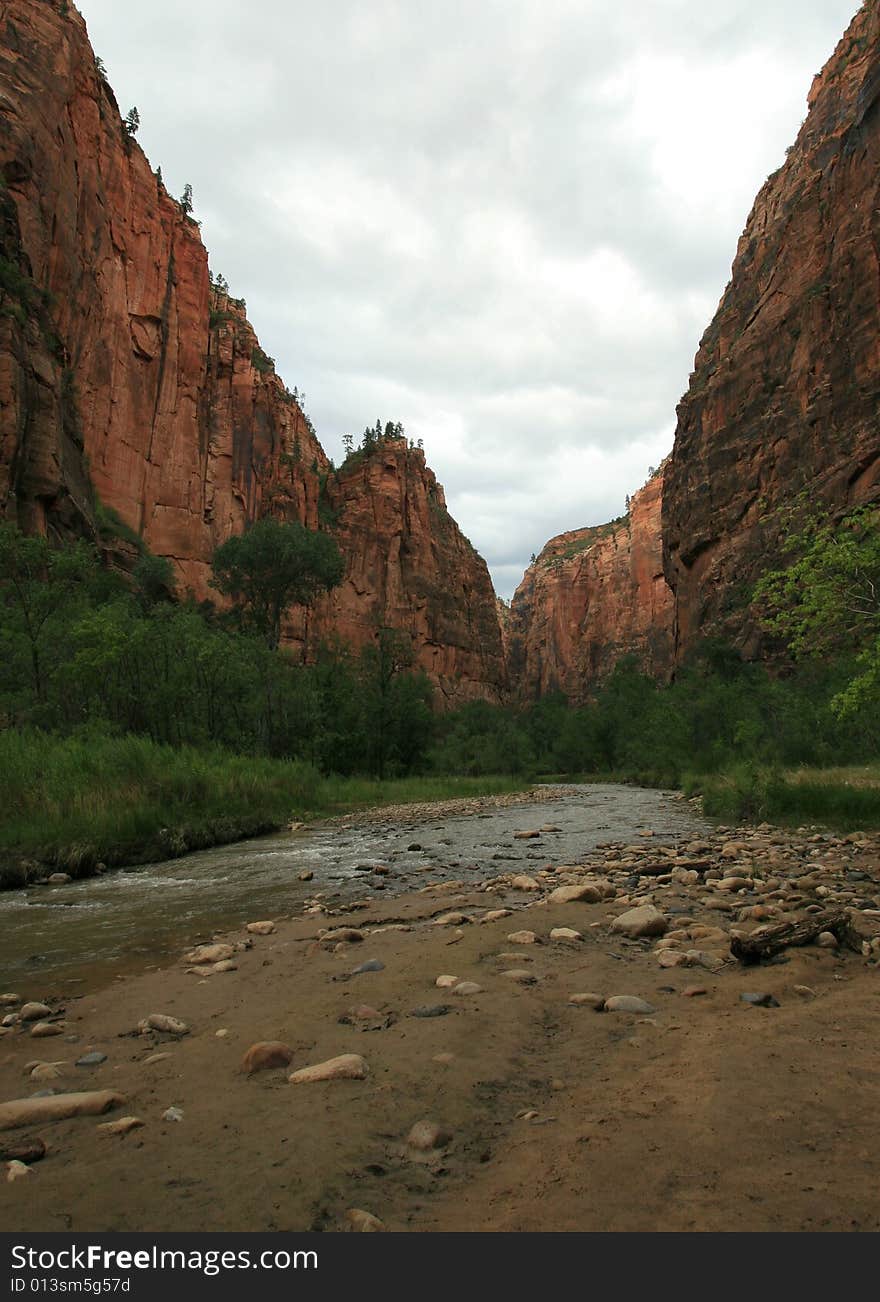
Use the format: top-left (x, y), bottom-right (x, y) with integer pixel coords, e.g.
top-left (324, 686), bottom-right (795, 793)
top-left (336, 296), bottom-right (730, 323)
top-left (1, 814), bottom-right (879, 1233)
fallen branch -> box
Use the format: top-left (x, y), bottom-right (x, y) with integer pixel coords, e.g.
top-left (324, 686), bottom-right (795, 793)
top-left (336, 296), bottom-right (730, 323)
top-left (730, 910), bottom-right (860, 964)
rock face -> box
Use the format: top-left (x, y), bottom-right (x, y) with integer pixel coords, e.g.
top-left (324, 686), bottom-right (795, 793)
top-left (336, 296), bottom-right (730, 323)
top-left (504, 473), bottom-right (673, 700)
top-left (0, 1), bottom-right (505, 703)
top-left (663, 5), bottom-right (880, 658)
top-left (304, 440), bottom-right (506, 703)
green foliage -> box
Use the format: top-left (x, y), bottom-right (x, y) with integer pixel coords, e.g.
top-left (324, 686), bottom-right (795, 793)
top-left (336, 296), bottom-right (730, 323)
top-left (689, 765), bottom-right (880, 830)
top-left (0, 726), bottom-right (525, 881)
top-left (124, 107), bottom-right (140, 138)
top-left (754, 507), bottom-right (880, 718)
top-left (210, 518), bottom-right (343, 649)
top-left (340, 418), bottom-right (407, 470)
top-left (430, 644), bottom-right (879, 788)
top-left (0, 728), bottom-right (322, 881)
top-left (251, 346), bottom-right (275, 374)
top-left (93, 499), bottom-right (145, 552)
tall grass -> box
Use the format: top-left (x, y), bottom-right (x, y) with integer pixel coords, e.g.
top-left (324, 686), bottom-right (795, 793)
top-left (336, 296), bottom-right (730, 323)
top-left (0, 729), bottom-right (527, 884)
top-left (685, 763), bottom-right (880, 829)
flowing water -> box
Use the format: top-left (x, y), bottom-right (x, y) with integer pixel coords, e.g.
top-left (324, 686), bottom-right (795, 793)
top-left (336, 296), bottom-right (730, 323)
top-left (0, 784), bottom-right (711, 995)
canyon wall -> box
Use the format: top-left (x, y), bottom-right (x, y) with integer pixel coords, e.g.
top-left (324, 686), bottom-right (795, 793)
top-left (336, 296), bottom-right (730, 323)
top-left (663, 2), bottom-right (880, 658)
top-left (503, 474), bottom-right (673, 702)
top-left (0, 0), bottom-right (505, 702)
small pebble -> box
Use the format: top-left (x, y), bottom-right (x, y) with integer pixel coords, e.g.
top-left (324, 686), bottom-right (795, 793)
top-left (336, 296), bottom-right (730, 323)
top-left (76, 1052), bottom-right (108, 1067)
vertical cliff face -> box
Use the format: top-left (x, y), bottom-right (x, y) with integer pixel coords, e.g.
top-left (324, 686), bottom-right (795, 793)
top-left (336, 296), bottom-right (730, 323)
top-left (504, 473), bottom-right (673, 701)
top-left (663, 2), bottom-right (880, 658)
top-left (0, 0), bottom-right (326, 590)
top-left (0, 0), bottom-right (507, 702)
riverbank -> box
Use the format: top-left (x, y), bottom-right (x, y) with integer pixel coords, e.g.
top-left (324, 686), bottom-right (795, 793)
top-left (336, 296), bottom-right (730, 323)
top-left (0, 729), bottom-right (531, 888)
top-left (1, 816), bottom-right (878, 1232)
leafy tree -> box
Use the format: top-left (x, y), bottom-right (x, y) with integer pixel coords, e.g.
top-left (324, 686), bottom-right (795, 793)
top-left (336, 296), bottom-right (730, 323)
top-left (0, 525), bottom-right (101, 715)
top-left (124, 107), bottom-right (140, 137)
top-left (358, 627), bottom-right (432, 778)
top-left (754, 507), bottom-right (880, 717)
top-left (132, 552), bottom-right (176, 610)
top-left (210, 517), bottom-right (343, 649)
top-left (180, 183), bottom-right (194, 215)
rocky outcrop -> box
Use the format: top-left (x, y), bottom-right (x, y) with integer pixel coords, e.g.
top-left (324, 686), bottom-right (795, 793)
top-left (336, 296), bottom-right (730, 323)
top-left (0, 1), bottom-right (505, 702)
top-left (663, 3), bottom-right (880, 658)
top-left (289, 439), bottom-right (507, 703)
top-left (504, 473), bottom-right (673, 701)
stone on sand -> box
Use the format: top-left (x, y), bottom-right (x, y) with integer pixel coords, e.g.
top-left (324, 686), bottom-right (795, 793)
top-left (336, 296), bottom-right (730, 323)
top-left (550, 927), bottom-right (582, 941)
top-left (319, 928), bottom-right (364, 944)
top-left (0, 1091), bottom-right (126, 1131)
top-left (97, 1116), bottom-right (144, 1136)
top-left (29, 1063), bottom-right (63, 1082)
top-left (246, 921), bottom-right (275, 935)
top-left (242, 1042), bottom-right (294, 1075)
top-left (185, 943), bottom-right (235, 965)
top-left (507, 930), bottom-right (538, 944)
top-left (568, 993), bottom-right (605, 1008)
top-left (30, 1022), bottom-right (64, 1038)
top-left (289, 1054), bottom-right (368, 1084)
top-left (140, 1014), bottom-right (189, 1037)
top-left (19, 1002), bottom-right (51, 1023)
top-left (345, 1209), bottom-right (384, 1232)
top-left (548, 884), bottom-right (602, 905)
top-left (603, 996), bottom-right (656, 1014)
top-left (406, 1120), bottom-right (453, 1151)
top-left (610, 905), bottom-right (668, 939)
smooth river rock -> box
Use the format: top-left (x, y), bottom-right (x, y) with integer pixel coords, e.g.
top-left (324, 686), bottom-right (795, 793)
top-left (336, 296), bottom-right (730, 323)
top-left (242, 1042), bottom-right (294, 1075)
top-left (289, 1054), bottom-right (368, 1084)
top-left (611, 905), bottom-right (669, 939)
top-left (603, 996), bottom-right (657, 1014)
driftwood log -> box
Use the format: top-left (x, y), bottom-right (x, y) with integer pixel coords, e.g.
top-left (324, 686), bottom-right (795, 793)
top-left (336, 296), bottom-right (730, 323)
top-left (730, 910), bottom-right (863, 964)
top-left (633, 860), bottom-right (712, 877)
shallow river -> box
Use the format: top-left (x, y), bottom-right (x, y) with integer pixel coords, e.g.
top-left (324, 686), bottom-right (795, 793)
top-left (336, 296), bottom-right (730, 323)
top-left (0, 784), bottom-right (710, 995)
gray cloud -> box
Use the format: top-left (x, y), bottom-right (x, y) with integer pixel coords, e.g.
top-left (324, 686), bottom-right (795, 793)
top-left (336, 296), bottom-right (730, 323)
top-left (77, 0), bottom-right (861, 596)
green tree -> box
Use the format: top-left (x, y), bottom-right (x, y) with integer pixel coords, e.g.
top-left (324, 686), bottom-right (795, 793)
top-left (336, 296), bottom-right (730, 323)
top-left (754, 507), bottom-right (880, 717)
top-left (0, 524), bottom-right (100, 716)
top-left (210, 517), bottom-right (343, 649)
top-left (124, 107), bottom-right (140, 137)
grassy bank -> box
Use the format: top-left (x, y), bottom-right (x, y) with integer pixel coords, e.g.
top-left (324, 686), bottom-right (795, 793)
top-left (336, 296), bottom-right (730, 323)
top-left (685, 764), bottom-right (880, 830)
top-left (0, 729), bottom-right (527, 887)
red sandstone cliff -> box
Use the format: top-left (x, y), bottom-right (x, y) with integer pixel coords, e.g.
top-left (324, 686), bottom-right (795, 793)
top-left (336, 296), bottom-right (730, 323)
top-left (663, 2), bottom-right (880, 658)
top-left (298, 440), bottom-right (506, 703)
top-left (504, 473), bottom-right (673, 702)
top-left (0, 0), bottom-right (505, 702)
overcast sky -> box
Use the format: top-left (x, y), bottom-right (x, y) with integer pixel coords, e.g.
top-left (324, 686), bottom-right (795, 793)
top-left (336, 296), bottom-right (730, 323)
top-left (76, 0), bottom-right (861, 599)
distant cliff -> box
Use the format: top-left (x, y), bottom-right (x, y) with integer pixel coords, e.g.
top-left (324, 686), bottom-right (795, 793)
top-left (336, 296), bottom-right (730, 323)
top-left (503, 473), bottom-right (673, 701)
top-left (0, 0), bottom-right (506, 703)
